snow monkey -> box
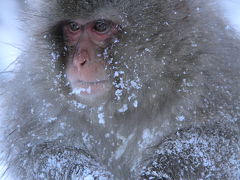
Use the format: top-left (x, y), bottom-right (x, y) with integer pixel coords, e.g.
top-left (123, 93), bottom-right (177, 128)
top-left (0, 0), bottom-right (239, 179)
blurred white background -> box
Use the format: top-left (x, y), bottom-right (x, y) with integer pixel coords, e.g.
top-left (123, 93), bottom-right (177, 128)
top-left (220, 0), bottom-right (240, 31)
top-left (0, 0), bottom-right (23, 71)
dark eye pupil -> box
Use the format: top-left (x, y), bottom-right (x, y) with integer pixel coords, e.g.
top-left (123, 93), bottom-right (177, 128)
top-left (69, 22), bottom-right (80, 31)
top-left (94, 20), bottom-right (110, 32)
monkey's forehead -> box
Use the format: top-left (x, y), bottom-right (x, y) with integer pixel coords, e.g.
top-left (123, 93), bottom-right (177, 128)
top-left (27, 0), bottom-right (125, 22)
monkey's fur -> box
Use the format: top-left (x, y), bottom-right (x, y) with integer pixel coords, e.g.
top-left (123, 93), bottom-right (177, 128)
top-left (1, 0), bottom-right (240, 179)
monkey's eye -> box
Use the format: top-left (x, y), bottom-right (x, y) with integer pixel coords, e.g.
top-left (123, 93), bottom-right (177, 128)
top-left (93, 19), bottom-right (111, 33)
top-left (69, 22), bottom-right (80, 32)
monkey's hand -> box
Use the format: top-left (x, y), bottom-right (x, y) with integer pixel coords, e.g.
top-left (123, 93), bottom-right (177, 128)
top-left (16, 142), bottom-right (113, 180)
top-left (140, 125), bottom-right (240, 180)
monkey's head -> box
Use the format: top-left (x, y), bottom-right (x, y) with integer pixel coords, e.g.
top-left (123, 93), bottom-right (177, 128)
top-left (38, 1), bottom-right (190, 114)
top-left (46, 5), bottom-right (151, 108)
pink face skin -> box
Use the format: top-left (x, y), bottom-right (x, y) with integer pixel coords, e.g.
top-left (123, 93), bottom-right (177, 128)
top-left (63, 19), bottom-right (119, 98)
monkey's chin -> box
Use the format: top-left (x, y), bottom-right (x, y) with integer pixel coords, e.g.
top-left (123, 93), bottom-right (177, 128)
top-left (70, 80), bottom-right (112, 105)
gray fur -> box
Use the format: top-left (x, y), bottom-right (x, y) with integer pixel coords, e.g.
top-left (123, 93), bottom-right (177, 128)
top-left (0, 0), bottom-right (240, 179)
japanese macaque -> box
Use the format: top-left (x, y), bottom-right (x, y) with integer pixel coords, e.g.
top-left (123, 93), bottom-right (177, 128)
top-left (0, 0), bottom-right (240, 179)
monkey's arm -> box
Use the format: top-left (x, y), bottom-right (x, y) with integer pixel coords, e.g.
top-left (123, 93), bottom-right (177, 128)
top-left (14, 142), bottom-right (113, 180)
top-left (140, 125), bottom-right (240, 180)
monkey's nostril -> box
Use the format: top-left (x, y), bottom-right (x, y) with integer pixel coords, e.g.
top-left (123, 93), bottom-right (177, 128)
top-left (80, 61), bottom-right (86, 66)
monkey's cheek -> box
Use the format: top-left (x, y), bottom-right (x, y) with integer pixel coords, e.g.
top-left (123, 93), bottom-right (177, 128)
top-left (70, 81), bottom-right (112, 98)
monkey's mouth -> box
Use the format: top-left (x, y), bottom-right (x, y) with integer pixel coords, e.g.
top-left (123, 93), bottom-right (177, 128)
top-left (75, 79), bottom-right (110, 85)
top-left (70, 79), bottom-right (112, 97)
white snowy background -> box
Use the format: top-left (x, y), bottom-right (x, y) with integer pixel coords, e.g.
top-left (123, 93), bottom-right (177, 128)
top-left (0, 0), bottom-right (23, 72)
top-left (0, 0), bottom-right (240, 179)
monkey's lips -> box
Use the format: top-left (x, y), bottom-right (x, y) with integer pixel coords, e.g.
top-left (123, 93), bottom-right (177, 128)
top-left (75, 79), bottom-right (110, 85)
top-left (70, 79), bottom-right (112, 97)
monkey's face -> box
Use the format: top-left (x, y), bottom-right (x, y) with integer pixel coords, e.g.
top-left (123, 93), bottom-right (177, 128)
top-left (62, 19), bottom-right (121, 101)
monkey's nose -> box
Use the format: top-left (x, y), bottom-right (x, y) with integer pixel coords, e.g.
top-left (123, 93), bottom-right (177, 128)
top-left (73, 49), bottom-right (90, 70)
